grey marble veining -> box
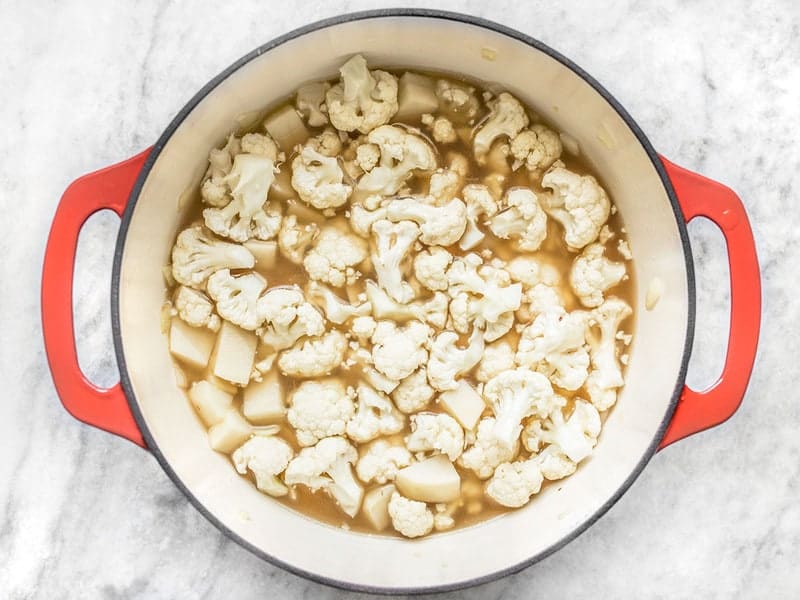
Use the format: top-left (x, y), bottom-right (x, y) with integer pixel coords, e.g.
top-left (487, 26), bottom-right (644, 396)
top-left (1, 0), bottom-right (795, 597)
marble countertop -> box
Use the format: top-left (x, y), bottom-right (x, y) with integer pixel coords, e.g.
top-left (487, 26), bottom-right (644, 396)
top-left (1, 0), bottom-right (794, 597)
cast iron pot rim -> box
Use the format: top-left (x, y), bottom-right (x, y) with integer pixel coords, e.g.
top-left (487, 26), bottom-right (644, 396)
top-left (110, 8), bottom-right (696, 595)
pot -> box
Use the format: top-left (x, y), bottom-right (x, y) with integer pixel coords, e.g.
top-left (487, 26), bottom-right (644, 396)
top-left (41, 9), bottom-right (761, 593)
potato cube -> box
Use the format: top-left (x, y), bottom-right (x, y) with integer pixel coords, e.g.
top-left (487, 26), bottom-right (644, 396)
top-left (212, 322), bottom-right (257, 385)
top-left (204, 373), bottom-right (239, 395)
top-left (396, 72), bottom-right (438, 122)
top-left (438, 380), bottom-right (486, 431)
top-left (264, 105), bottom-right (309, 151)
top-left (243, 370), bottom-right (285, 424)
top-left (169, 317), bottom-right (216, 369)
top-left (243, 239), bottom-right (278, 273)
top-left (188, 380), bottom-right (234, 426)
top-left (208, 409), bottom-right (252, 454)
top-left (396, 455), bottom-right (461, 503)
top-left (362, 484), bottom-right (396, 532)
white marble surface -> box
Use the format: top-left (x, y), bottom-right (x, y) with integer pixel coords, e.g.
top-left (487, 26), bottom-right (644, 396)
top-left (1, 0), bottom-right (795, 597)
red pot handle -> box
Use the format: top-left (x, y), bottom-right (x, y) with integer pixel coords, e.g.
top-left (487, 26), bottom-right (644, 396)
top-left (42, 150), bottom-right (151, 448)
top-left (658, 157), bottom-right (761, 449)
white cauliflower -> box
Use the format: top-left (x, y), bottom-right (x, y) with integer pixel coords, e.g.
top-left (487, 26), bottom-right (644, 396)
top-left (355, 439), bottom-right (412, 484)
top-left (427, 167), bottom-right (462, 204)
top-left (476, 339), bottom-right (516, 383)
top-left (584, 298), bottom-right (633, 410)
top-left (355, 142), bottom-right (381, 172)
top-left (349, 203), bottom-right (388, 238)
top-left (306, 128), bottom-right (343, 157)
top-left (516, 309), bottom-right (590, 391)
top-left (303, 226), bottom-right (368, 287)
top-left (171, 226), bottom-right (255, 289)
top-left (358, 125), bottom-right (437, 196)
top-left (483, 368), bottom-right (563, 450)
top-left (291, 146), bottom-right (352, 210)
top-left (203, 154), bottom-right (282, 242)
top-left (306, 281), bottom-right (370, 325)
top-left (422, 113), bottom-right (458, 144)
top-left (371, 320), bottom-right (430, 381)
top-left (427, 328), bottom-right (485, 391)
top-left (201, 135), bottom-right (240, 207)
top-left (346, 384), bottom-right (405, 443)
top-left (533, 444), bottom-right (578, 480)
top-left (278, 330), bottom-right (347, 378)
top-left (206, 270), bottom-right (267, 331)
top-left (570, 243), bottom-right (627, 308)
top-left (485, 459), bottom-right (543, 508)
top-left (506, 256), bottom-right (560, 289)
top-left (365, 281), bottom-right (449, 329)
top-left (406, 412), bottom-right (465, 461)
top-left (509, 124), bottom-right (562, 173)
top-left (460, 184), bottom-right (499, 251)
top-left (351, 315), bottom-right (377, 341)
top-left (296, 81), bottom-right (330, 127)
top-left (488, 187), bottom-right (548, 252)
top-left (173, 286), bottom-right (220, 330)
top-left (258, 286), bottom-right (326, 350)
top-left (385, 196), bottom-right (468, 247)
top-left (413, 246), bottom-right (453, 292)
top-left (525, 400), bottom-right (601, 464)
top-left (326, 54), bottom-right (399, 134)
top-left (473, 92), bottom-right (529, 164)
top-left (232, 435), bottom-right (294, 497)
top-left (541, 164), bottom-right (610, 249)
top-left (371, 219), bottom-right (420, 303)
top-left (240, 132), bottom-right (282, 160)
top-left (391, 368), bottom-right (435, 414)
top-left (284, 436), bottom-right (364, 517)
top-left (458, 417), bottom-right (518, 479)
top-left (277, 215), bottom-right (318, 265)
top-left (388, 492), bottom-right (434, 538)
top-left (435, 79), bottom-right (481, 124)
top-left (287, 379), bottom-right (355, 446)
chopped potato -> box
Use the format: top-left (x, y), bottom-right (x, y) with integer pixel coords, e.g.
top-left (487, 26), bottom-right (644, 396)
top-left (396, 455), bottom-right (461, 503)
top-left (169, 317), bottom-right (216, 369)
top-left (212, 322), bottom-right (257, 385)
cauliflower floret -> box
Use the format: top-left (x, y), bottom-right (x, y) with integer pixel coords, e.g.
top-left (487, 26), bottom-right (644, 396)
top-left (523, 284), bottom-right (567, 318)
top-left (358, 125), bottom-right (437, 196)
top-left (483, 368), bottom-right (563, 450)
top-left (371, 219), bottom-right (420, 303)
top-left (355, 439), bottom-right (412, 484)
top-left (385, 196), bottom-right (467, 247)
top-left (171, 226), bottom-right (255, 289)
top-left (406, 412), bottom-right (465, 461)
top-left (277, 215), bottom-right (319, 265)
top-left (391, 368), bottom-right (435, 414)
top-left (413, 246), bottom-right (454, 292)
top-left (240, 132), bottom-right (282, 161)
top-left (365, 281), bottom-right (449, 329)
top-left (488, 187), bottom-right (548, 252)
top-left (485, 459), bottom-right (544, 508)
top-left (232, 435), bottom-right (294, 497)
top-left (473, 92), bottom-right (529, 164)
top-left (284, 436), bottom-right (364, 517)
top-left (206, 270), bottom-right (267, 331)
top-left (476, 339), bottom-right (516, 383)
top-left (422, 113), bottom-right (458, 144)
top-left (460, 184), bottom-right (499, 251)
top-left (346, 383), bottom-right (405, 443)
top-left (287, 379), bottom-right (355, 446)
top-left (509, 124), bottom-right (562, 173)
top-left (584, 298), bottom-right (633, 410)
top-left (278, 330), bottom-right (347, 378)
top-left (506, 256), bottom-right (560, 289)
top-left (516, 309), bottom-right (590, 391)
top-left (305, 128), bottom-right (343, 157)
top-left (303, 226), bottom-right (368, 287)
top-left (349, 203), bottom-right (388, 238)
top-left (258, 286), bottom-right (326, 350)
top-left (533, 445), bottom-right (578, 480)
top-left (525, 400), bottom-right (601, 463)
top-left (388, 492), bottom-right (434, 538)
top-left (201, 135), bottom-right (240, 207)
top-left (351, 315), bottom-right (377, 341)
top-left (458, 417), bottom-right (519, 479)
top-left (435, 79), bottom-right (481, 124)
top-left (371, 320), bottom-right (430, 381)
top-left (326, 54), bottom-right (399, 134)
top-left (306, 281), bottom-right (370, 325)
top-left (203, 154), bottom-right (282, 242)
top-left (173, 286), bottom-right (220, 330)
top-left (291, 146), bottom-right (352, 210)
top-left (541, 164), bottom-right (611, 249)
top-left (427, 328), bottom-right (485, 391)
top-left (570, 243), bottom-right (627, 308)
top-left (296, 81), bottom-right (331, 127)
top-left (354, 142), bottom-right (381, 172)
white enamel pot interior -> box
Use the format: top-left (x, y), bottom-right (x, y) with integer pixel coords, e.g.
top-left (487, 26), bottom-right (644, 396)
top-left (113, 10), bottom-right (692, 594)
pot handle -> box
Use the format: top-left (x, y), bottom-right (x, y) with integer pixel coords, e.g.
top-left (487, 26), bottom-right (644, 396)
top-left (658, 157), bottom-right (761, 449)
top-left (42, 150), bottom-right (151, 448)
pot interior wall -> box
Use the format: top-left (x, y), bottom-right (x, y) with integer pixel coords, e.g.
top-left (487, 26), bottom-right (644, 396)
top-left (117, 14), bottom-right (690, 591)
